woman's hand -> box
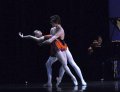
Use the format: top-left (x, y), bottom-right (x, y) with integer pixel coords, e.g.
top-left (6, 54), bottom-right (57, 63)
top-left (19, 32), bottom-right (24, 38)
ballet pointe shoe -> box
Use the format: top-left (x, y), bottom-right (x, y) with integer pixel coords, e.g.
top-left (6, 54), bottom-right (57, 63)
top-left (72, 78), bottom-right (78, 86)
top-left (81, 80), bottom-right (87, 86)
top-left (56, 77), bottom-right (61, 87)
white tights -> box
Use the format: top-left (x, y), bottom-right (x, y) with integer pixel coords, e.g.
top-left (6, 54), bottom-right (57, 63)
top-left (45, 50), bottom-right (78, 86)
top-left (57, 48), bottom-right (86, 86)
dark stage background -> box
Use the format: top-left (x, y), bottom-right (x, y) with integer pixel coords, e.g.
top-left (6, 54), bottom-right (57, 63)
top-left (0, 0), bottom-right (112, 84)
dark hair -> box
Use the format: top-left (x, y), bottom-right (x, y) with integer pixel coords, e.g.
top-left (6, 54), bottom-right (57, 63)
top-left (50, 15), bottom-right (61, 24)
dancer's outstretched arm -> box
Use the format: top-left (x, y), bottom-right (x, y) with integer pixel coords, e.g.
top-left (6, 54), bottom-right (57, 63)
top-left (18, 32), bottom-right (45, 42)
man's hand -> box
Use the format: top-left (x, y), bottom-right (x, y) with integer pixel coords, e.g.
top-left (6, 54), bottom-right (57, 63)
top-left (37, 40), bottom-right (51, 46)
top-left (42, 39), bottom-right (52, 45)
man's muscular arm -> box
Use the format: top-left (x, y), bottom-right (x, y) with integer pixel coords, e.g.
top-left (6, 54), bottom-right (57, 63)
top-left (42, 27), bottom-right (63, 44)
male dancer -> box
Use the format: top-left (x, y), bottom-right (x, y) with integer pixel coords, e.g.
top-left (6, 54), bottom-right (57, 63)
top-left (42, 15), bottom-right (86, 86)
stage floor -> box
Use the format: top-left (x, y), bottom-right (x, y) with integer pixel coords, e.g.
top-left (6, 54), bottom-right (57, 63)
top-left (0, 81), bottom-right (120, 92)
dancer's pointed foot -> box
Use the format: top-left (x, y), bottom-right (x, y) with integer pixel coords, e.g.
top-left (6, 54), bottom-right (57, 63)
top-left (56, 77), bottom-right (61, 87)
top-left (81, 81), bottom-right (87, 86)
top-left (72, 78), bottom-right (78, 86)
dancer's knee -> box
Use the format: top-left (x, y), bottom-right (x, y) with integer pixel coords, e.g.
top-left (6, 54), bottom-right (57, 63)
top-left (62, 64), bottom-right (68, 70)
